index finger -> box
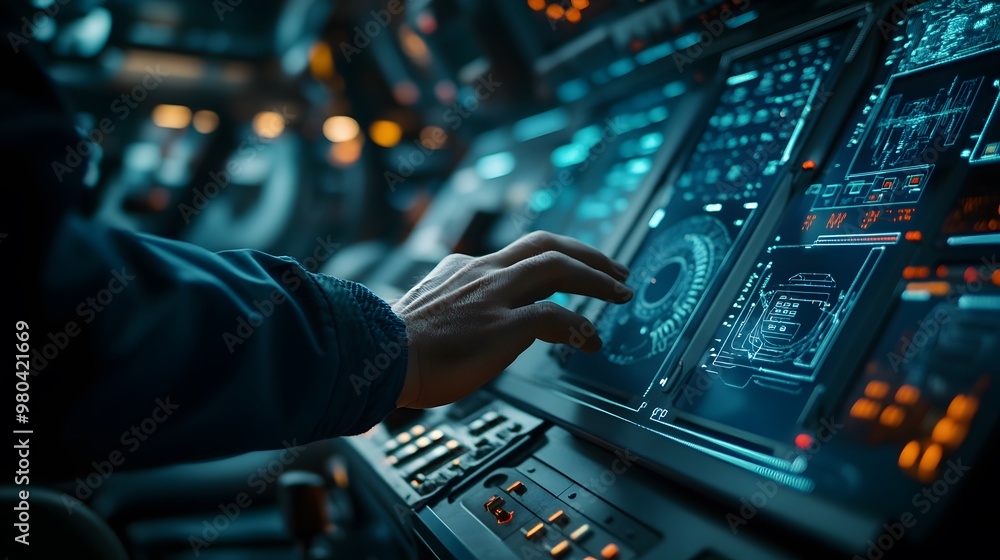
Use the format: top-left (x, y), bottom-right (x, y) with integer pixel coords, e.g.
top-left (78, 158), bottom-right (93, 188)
top-left (488, 231), bottom-right (630, 281)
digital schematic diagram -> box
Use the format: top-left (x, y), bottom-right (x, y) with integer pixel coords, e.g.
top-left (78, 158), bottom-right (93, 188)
top-left (812, 49), bottom-right (997, 211)
top-left (862, 76), bottom-right (982, 171)
top-left (701, 244), bottom-right (883, 390)
top-left (897, 1), bottom-right (1000, 73)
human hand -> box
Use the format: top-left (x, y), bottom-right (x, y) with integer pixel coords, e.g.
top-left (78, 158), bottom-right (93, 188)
top-left (392, 231), bottom-right (632, 409)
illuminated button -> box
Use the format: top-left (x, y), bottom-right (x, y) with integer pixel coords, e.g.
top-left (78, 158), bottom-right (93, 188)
top-left (469, 419), bottom-right (487, 434)
top-left (904, 231), bottom-right (923, 242)
top-left (551, 540), bottom-right (571, 558)
top-left (410, 424), bottom-right (426, 437)
top-left (899, 440), bottom-right (921, 469)
top-left (947, 394), bottom-right (979, 422)
top-left (931, 416), bottom-right (968, 449)
top-left (524, 522), bottom-right (545, 540)
top-left (879, 405), bottom-right (905, 428)
top-left (895, 385), bottom-right (920, 406)
top-left (506, 481), bottom-right (526, 494)
top-left (601, 543), bottom-right (621, 559)
top-left (548, 510), bottom-right (568, 525)
top-left (964, 266), bottom-right (980, 284)
top-left (850, 398), bottom-right (881, 420)
top-left (917, 443), bottom-right (943, 481)
top-left (570, 524), bottom-right (591, 541)
top-left (428, 429), bottom-right (444, 441)
top-left (864, 380), bottom-right (890, 399)
top-left (415, 436), bottom-right (432, 449)
top-left (396, 432), bottom-right (412, 445)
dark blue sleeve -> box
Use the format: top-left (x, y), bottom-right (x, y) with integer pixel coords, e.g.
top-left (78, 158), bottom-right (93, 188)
top-left (35, 214), bottom-right (407, 475)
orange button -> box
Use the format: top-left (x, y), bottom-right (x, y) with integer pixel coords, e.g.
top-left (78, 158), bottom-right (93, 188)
top-left (524, 522), bottom-right (545, 540)
top-left (548, 510), bottom-right (568, 525)
top-left (506, 481), bottom-right (526, 494)
top-left (601, 543), bottom-right (620, 559)
top-left (551, 540), bottom-right (570, 558)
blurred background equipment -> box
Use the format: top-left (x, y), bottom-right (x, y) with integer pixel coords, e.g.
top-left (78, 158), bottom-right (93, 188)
top-left (15, 0), bottom-right (1000, 558)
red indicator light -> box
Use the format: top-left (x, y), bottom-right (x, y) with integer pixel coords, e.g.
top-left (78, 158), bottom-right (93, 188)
top-left (801, 160), bottom-right (817, 170)
top-left (964, 267), bottom-right (980, 284)
top-left (794, 433), bottom-right (814, 450)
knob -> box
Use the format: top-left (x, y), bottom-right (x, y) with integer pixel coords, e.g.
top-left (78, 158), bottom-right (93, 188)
top-left (278, 471), bottom-right (333, 558)
top-left (484, 495), bottom-right (514, 524)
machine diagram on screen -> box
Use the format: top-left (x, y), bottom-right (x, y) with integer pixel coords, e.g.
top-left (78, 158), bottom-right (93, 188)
top-left (812, 68), bottom-right (992, 211)
top-left (702, 245), bottom-right (883, 390)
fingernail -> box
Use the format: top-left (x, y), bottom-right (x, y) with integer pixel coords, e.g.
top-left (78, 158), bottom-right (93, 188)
top-left (616, 283), bottom-right (634, 302)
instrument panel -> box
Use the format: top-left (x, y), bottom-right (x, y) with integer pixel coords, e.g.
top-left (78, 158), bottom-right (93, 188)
top-left (342, 1), bottom-right (1000, 558)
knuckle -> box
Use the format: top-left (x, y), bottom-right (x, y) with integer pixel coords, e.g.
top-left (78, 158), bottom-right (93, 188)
top-left (523, 230), bottom-right (554, 249)
top-left (536, 250), bottom-right (568, 268)
top-left (440, 253), bottom-right (469, 267)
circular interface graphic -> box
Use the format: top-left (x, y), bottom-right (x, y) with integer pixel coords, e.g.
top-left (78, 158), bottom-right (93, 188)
top-left (598, 214), bottom-right (731, 366)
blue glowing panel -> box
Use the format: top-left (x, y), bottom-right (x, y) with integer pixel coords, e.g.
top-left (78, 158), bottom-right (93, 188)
top-left (560, 27), bottom-right (853, 403)
top-left (675, 0), bottom-right (1000, 450)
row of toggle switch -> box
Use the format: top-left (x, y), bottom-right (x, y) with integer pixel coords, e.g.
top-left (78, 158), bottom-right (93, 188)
top-left (483, 479), bottom-right (624, 559)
